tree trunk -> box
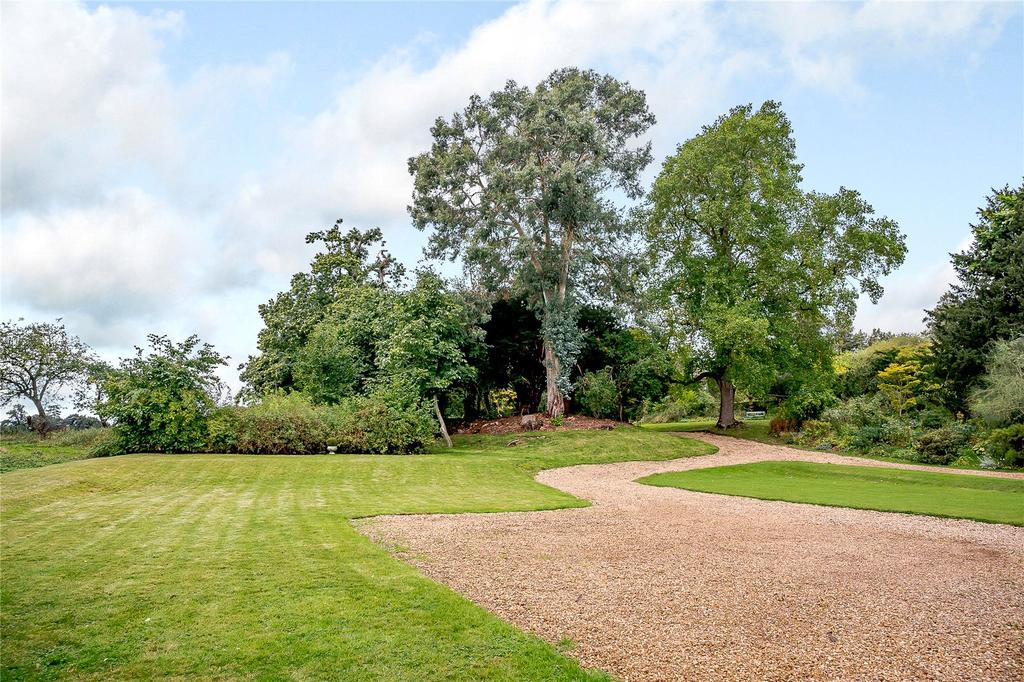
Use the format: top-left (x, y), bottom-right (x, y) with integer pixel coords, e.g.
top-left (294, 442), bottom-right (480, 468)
top-left (716, 377), bottom-right (737, 429)
top-left (29, 397), bottom-right (49, 438)
top-left (433, 396), bottom-right (452, 448)
top-left (543, 342), bottom-right (566, 418)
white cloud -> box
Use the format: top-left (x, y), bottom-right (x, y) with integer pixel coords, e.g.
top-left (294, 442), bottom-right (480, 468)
top-left (2, 188), bottom-right (196, 319)
top-left (1, 2), bottom-right (184, 210)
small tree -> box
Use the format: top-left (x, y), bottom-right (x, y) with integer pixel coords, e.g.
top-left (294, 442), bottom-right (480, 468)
top-left (409, 67), bottom-right (656, 417)
top-left (99, 335), bottom-right (227, 453)
top-left (876, 362), bottom-right (922, 419)
top-left (0, 319), bottom-right (91, 435)
top-left (647, 101), bottom-right (906, 427)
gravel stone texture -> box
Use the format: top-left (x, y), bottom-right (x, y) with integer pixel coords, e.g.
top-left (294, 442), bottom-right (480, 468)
top-left (358, 433), bottom-right (1024, 681)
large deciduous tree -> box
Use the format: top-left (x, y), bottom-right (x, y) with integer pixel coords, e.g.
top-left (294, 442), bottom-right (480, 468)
top-left (647, 101), bottom-right (906, 428)
top-left (408, 67), bottom-right (656, 417)
top-left (927, 184), bottom-right (1024, 411)
top-left (239, 220), bottom-right (405, 400)
top-left (0, 319), bottom-right (92, 434)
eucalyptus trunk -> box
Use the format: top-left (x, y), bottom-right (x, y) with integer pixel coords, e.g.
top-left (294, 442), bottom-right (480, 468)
top-left (543, 342), bottom-right (566, 418)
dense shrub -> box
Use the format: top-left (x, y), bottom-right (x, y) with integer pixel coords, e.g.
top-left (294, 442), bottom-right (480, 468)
top-left (777, 387), bottom-right (837, 423)
top-left (332, 396), bottom-right (434, 454)
top-left (912, 425), bottom-right (972, 465)
top-left (207, 393), bottom-right (434, 455)
top-left (798, 419), bottom-right (834, 445)
top-left (979, 424), bottom-right (1024, 468)
top-left (487, 388), bottom-right (517, 418)
top-left (575, 368), bottom-right (618, 419)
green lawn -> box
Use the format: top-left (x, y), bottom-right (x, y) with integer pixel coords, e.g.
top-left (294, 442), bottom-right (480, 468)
top-left (638, 460), bottom-right (1024, 526)
top-left (1, 428), bottom-right (714, 681)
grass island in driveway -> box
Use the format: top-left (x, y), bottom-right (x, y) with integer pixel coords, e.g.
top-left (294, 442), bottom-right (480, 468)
top-left (639, 460), bottom-right (1024, 526)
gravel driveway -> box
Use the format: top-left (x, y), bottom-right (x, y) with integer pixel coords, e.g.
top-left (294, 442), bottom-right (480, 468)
top-left (359, 433), bottom-right (1024, 681)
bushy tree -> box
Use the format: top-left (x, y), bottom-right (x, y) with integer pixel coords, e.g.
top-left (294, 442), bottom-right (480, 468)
top-left (409, 67), bottom-right (656, 416)
top-left (240, 221), bottom-right (405, 399)
top-left (99, 335), bottom-right (227, 453)
top-left (647, 101), bottom-right (906, 427)
top-left (376, 271), bottom-right (482, 446)
top-left (928, 184), bottom-right (1024, 410)
top-left (971, 336), bottom-right (1024, 425)
top-left (0, 319), bottom-right (92, 435)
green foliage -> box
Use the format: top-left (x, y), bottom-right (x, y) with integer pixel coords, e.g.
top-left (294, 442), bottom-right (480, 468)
top-left (98, 335), bottom-right (227, 454)
top-left (978, 424), bottom-right (1024, 468)
top-left (970, 336), bottom-right (1024, 425)
top-left (206, 392), bottom-right (434, 455)
top-left (574, 368), bottom-right (619, 419)
top-left (834, 334), bottom-right (931, 398)
top-left (877, 361), bottom-right (923, 417)
top-left (777, 385), bottom-right (838, 422)
top-left (409, 68), bottom-right (656, 415)
top-left (912, 425), bottom-right (973, 465)
top-left (239, 221), bottom-right (405, 399)
top-left (574, 310), bottom-right (674, 421)
top-left (928, 184), bottom-right (1024, 410)
top-left (487, 388), bottom-right (518, 418)
top-left (641, 387), bottom-right (718, 423)
top-left (648, 101), bottom-right (906, 427)
top-left (376, 271), bottom-right (481, 407)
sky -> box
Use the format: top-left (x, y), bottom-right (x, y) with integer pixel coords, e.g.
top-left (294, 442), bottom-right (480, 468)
top-left (2, 0), bottom-right (1023, 393)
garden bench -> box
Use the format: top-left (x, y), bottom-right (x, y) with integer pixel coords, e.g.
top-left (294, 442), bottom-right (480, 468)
top-left (743, 410), bottom-right (767, 420)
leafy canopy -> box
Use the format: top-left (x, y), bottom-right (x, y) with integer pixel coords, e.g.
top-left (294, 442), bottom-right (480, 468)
top-left (647, 101), bottom-right (906, 418)
top-left (0, 319), bottom-right (92, 425)
top-left (239, 221), bottom-right (405, 399)
top-left (99, 335), bottom-right (228, 454)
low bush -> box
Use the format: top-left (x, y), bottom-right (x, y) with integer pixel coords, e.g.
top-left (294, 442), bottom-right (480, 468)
top-left (769, 417), bottom-right (798, 435)
top-left (488, 388), bottom-right (518, 418)
top-left (978, 424), bottom-right (1024, 468)
top-left (206, 393), bottom-right (434, 455)
top-left (796, 419), bottom-right (834, 447)
top-left (911, 425), bottom-right (973, 465)
top-left (777, 387), bottom-right (837, 423)
top-left (641, 388), bottom-right (717, 423)
top-left (332, 396), bottom-right (434, 455)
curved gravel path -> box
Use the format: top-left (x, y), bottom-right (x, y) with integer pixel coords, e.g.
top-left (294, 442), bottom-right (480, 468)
top-left (360, 433), bottom-right (1024, 681)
